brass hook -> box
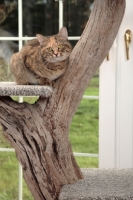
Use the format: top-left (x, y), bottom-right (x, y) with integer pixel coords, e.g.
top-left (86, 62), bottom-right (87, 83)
top-left (125, 30), bottom-right (132, 60)
top-left (106, 53), bottom-right (109, 61)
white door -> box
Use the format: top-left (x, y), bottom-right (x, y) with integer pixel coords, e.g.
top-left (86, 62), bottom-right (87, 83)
top-left (99, 0), bottom-right (133, 168)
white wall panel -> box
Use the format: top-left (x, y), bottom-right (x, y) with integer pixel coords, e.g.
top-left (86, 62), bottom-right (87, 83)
top-left (99, 41), bottom-right (116, 168)
top-left (99, 0), bottom-right (133, 168)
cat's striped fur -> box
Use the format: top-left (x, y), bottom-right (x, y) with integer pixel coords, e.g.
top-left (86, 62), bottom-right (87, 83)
top-left (10, 27), bottom-right (72, 85)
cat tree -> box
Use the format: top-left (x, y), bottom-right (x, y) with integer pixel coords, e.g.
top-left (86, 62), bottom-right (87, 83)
top-left (0, 0), bottom-right (127, 200)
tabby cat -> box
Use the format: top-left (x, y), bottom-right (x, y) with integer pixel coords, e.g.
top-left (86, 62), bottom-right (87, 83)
top-left (10, 27), bottom-right (72, 85)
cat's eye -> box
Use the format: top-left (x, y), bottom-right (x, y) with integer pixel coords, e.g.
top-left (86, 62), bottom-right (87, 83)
top-left (47, 47), bottom-right (53, 52)
top-left (58, 44), bottom-right (63, 50)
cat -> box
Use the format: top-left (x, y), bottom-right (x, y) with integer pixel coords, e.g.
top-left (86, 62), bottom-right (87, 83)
top-left (10, 27), bottom-right (72, 86)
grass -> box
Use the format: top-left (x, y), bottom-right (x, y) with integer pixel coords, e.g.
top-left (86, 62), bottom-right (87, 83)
top-left (0, 73), bottom-right (99, 199)
top-left (70, 74), bottom-right (99, 168)
top-left (0, 153), bottom-right (19, 200)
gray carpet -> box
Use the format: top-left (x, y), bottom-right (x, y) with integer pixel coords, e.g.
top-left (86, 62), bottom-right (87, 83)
top-left (0, 82), bottom-right (52, 97)
top-left (59, 169), bottom-right (133, 200)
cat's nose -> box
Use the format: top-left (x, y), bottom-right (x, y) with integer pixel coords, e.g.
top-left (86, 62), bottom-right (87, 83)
top-left (54, 51), bottom-right (58, 56)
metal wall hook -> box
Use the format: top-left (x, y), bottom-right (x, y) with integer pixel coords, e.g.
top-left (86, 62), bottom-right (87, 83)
top-left (125, 30), bottom-right (132, 60)
top-left (106, 53), bottom-right (109, 61)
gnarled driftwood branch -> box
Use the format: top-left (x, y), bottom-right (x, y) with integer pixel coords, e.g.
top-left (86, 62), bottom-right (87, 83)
top-left (0, 0), bottom-right (125, 199)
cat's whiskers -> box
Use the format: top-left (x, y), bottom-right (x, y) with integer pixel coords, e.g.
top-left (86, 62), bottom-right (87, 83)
top-left (53, 54), bottom-right (57, 58)
top-left (41, 57), bottom-right (50, 65)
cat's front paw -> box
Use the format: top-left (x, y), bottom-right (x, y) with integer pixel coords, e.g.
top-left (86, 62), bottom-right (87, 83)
top-left (39, 78), bottom-right (52, 87)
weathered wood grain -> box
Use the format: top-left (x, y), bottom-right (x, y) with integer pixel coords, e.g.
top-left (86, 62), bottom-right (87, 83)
top-left (0, 0), bottom-right (125, 199)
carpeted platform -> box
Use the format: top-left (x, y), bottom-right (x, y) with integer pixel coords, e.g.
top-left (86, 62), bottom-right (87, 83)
top-left (0, 82), bottom-right (53, 97)
top-left (59, 169), bottom-right (133, 200)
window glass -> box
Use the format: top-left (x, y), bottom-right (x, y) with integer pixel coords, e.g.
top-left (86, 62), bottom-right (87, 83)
top-left (0, 40), bottom-right (18, 81)
top-left (0, 1), bottom-right (18, 37)
top-left (0, 1), bottom-right (18, 81)
top-left (22, 0), bottom-right (94, 37)
top-left (69, 40), bottom-right (78, 48)
top-left (23, 0), bottom-right (59, 36)
top-left (63, 0), bottom-right (94, 36)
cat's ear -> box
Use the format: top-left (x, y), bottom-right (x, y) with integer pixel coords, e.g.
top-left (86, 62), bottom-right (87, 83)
top-left (36, 34), bottom-right (47, 46)
top-left (58, 27), bottom-right (68, 40)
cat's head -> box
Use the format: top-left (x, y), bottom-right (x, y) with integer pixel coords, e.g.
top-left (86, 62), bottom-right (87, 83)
top-left (36, 27), bottom-right (72, 63)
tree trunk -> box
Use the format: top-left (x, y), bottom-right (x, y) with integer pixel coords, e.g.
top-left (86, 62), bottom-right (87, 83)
top-left (0, 0), bottom-right (125, 199)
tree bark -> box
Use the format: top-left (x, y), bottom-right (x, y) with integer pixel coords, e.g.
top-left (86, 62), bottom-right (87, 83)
top-left (0, 0), bottom-right (125, 200)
